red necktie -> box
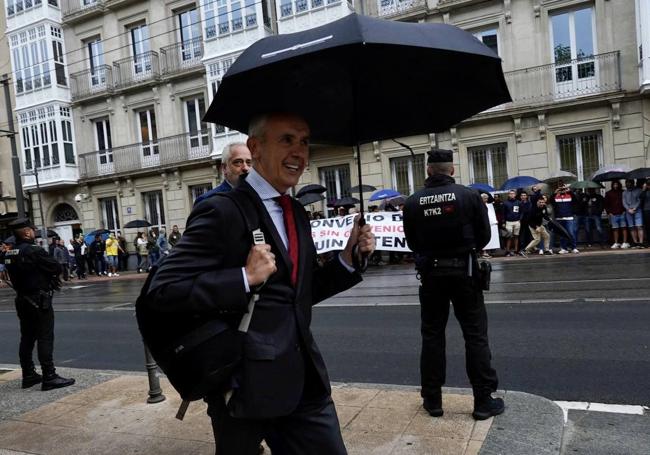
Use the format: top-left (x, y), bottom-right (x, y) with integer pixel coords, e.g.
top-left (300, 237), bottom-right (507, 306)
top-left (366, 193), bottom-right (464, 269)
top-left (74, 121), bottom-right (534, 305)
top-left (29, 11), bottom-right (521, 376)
top-left (275, 195), bottom-right (299, 286)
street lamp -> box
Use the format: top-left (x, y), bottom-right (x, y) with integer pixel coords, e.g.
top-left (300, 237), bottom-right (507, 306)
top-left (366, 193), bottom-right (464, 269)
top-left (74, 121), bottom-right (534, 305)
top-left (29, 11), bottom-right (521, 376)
top-left (21, 167), bottom-right (47, 240)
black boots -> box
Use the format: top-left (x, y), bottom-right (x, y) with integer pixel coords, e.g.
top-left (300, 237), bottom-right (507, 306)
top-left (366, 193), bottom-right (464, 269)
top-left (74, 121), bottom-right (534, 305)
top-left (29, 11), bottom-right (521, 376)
top-left (423, 392), bottom-right (443, 417)
top-left (41, 374), bottom-right (75, 391)
top-left (472, 394), bottom-right (505, 420)
top-left (21, 370), bottom-right (42, 389)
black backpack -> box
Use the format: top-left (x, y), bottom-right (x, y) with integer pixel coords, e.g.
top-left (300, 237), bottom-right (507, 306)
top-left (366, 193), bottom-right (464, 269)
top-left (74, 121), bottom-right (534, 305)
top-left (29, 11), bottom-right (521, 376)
top-left (135, 190), bottom-right (260, 405)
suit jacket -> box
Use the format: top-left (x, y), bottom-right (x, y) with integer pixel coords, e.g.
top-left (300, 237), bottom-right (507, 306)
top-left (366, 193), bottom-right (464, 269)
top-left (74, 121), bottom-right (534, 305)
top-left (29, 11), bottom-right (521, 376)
top-left (193, 180), bottom-right (233, 206)
top-left (148, 179), bottom-right (362, 419)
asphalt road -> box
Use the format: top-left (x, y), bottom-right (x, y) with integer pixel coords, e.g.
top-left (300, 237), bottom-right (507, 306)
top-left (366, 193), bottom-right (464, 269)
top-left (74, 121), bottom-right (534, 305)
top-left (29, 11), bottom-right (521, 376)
top-left (1, 251), bottom-right (649, 405)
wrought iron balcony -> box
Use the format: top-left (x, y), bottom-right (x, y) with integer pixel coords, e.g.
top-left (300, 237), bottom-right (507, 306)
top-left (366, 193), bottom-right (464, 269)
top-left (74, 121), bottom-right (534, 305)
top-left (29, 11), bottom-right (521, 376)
top-left (377, 0), bottom-right (426, 18)
top-left (113, 51), bottom-right (159, 90)
top-left (78, 130), bottom-right (211, 179)
top-left (502, 51), bottom-right (621, 109)
top-left (61, 0), bottom-right (105, 22)
top-left (70, 65), bottom-right (113, 101)
top-left (160, 39), bottom-right (204, 77)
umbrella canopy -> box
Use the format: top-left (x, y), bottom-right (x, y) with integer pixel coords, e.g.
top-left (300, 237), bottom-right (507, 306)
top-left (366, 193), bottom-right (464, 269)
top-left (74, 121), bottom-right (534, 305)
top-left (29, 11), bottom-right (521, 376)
top-left (544, 170), bottom-right (577, 186)
top-left (331, 196), bottom-right (360, 207)
top-left (467, 183), bottom-right (496, 193)
top-left (84, 231), bottom-right (109, 245)
top-left (349, 184), bottom-right (377, 193)
top-left (498, 176), bottom-right (541, 192)
top-left (592, 171), bottom-right (629, 183)
top-left (298, 192), bottom-right (325, 206)
top-left (379, 195), bottom-right (406, 209)
top-left (205, 14), bottom-right (511, 146)
top-left (627, 167), bottom-right (650, 180)
top-left (2, 235), bottom-right (15, 244)
top-left (123, 219), bottom-right (153, 229)
top-left (570, 180), bottom-right (604, 190)
top-left (296, 184), bottom-right (327, 198)
top-left (88, 228), bottom-right (111, 237)
top-left (545, 219), bottom-right (573, 241)
top-left (369, 188), bottom-right (401, 201)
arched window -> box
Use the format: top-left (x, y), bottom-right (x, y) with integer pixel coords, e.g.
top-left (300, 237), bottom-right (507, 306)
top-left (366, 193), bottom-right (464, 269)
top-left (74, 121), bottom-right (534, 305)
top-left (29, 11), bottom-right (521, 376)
top-left (53, 203), bottom-right (79, 222)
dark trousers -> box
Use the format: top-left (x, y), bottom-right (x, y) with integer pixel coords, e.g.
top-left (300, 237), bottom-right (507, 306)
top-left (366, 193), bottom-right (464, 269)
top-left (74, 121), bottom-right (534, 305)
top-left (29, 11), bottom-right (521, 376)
top-left (15, 297), bottom-right (55, 376)
top-left (85, 256), bottom-right (95, 275)
top-left (95, 256), bottom-right (106, 275)
top-left (419, 275), bottom-right (498, 398)
top-left (206, 394), bottom-right (346, 455)
top-left (118, 254), bottom-right (129, 271)
top-left (75, 256), bottom-right (86, 278)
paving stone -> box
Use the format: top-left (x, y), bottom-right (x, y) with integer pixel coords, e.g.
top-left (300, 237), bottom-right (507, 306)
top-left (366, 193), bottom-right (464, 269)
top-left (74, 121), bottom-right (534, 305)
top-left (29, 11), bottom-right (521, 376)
top-left (391, 434), bottom-right (469, 455)
top-left (347, 406), bottom-right (417, 435)
top-left (342, 428), bottom-right (401, 455)
top-left (405, 412), bottom-right (475, 441)
top-left (332, 385), bottom-right (381, 408)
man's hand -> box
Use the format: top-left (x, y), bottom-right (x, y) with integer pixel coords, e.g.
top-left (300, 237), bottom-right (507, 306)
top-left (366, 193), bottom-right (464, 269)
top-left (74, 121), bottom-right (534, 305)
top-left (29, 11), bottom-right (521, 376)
top-left (245, 244), bottom-right (276, 287)
top-left (341, 215), bottom-right (375, 267)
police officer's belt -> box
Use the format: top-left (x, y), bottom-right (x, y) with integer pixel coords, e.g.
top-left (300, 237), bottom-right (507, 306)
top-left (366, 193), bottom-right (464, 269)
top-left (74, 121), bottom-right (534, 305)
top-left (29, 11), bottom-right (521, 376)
top-left (429, 257), bottom-right (467, 268)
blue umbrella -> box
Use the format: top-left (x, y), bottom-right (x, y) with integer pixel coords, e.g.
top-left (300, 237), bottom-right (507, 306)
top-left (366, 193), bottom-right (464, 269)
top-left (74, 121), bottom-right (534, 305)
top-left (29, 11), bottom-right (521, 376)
top-left (369, 188), bottom-right (402, 201)
top-left (498, 176), bottom-right (541, 191)
top-left (84, 231), bottom-right (110, 245)
top-left (467, 183), bottom-right (496, 193)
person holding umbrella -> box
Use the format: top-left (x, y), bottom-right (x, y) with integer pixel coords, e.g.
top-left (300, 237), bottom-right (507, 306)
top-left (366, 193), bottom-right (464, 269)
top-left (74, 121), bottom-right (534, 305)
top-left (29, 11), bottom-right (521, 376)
top-left (623, 179), bottom-right (645, 248)
top-left (403, 149), bottom-right (503, 421)
top-left (147, 112), bottom-right (375, 454)
top-left (605, 181), bottom-right (629, 249)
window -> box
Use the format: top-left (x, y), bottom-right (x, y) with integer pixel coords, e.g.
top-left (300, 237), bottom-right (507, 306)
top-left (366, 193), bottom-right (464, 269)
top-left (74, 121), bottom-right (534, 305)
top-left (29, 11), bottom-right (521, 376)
top-left (474, 28), bottom-right (498, 56)
top-left (320, 164), bottom-right (351, 210)
top-left (469, 143), bottom-right (508, 189)
top-left (7, 0), bottom-right (44, 16)
top-left (390, 154), bottom-right (425, 196)
top-left (178, 9), bottom-right (202, 61)
top-left (208, 58), bottom-right (236, 135)
top-left (558, 132), bottom-right (601, 181)
top-left (185, 97), bottom-right (209, 150)
top-left (94, 118), bottom-right (113, 165)
top-left (22, 127), bottom-right (32, 169)
top-left (138, 108), bottom-right (159, 165)
top-left (130, 24), bottom-right (151, 74)
top-left (280, 0), bottom-right (292, 17)
top-left (99, 197), bottom-right (120, 232)
top-left (87, 38), bottom-right (105, 86)
top-left (550, 7), bottom-right (595, 96)
top-left (190, 183), bottom-right (213, 202)
top-left (20, 108), bottom-right (64, 170)
top-left (10, 27), bottom-right (51, 94)
top-left (61, 120), bottom-right (75, 164)
top-left (204, 0), bottom-right (258, 37)
top-left (52, 40), bottom-right (66, 86)
top-left (143, 190), bottom-right (165, 229)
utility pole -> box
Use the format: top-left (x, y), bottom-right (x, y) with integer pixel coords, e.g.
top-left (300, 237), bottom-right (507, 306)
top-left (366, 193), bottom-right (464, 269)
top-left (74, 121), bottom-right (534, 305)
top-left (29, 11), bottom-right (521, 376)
top-left (1, 74), bottom-right (25, 218)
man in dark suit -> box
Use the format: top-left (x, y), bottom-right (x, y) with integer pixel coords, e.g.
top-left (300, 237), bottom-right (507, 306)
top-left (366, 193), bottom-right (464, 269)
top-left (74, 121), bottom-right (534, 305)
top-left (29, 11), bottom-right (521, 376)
top-left (148, 112), bottom-right (375, 455)
top-left (194, 142), bottom-right (252, 205)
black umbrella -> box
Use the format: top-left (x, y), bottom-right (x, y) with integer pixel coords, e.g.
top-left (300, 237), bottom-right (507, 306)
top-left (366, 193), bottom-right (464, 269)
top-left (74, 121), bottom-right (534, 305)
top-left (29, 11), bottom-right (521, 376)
top-left (331, 196), bottom-right (360, 207)
top-left (592, 171), bottom-right (628, 183)
top-left (349, 184), bottom-right (377, 193)
top-left (123, 219), bottom-right (152, 229)
top-left (627, 168), bottom-right (650, 180)
top-left (545, 219), bottom-right (573, 241)
top-left (296, 184), bottom-right (327, 198)
top-left (298, 193), bottom-right (325, 206)
top-left (205, 13), bottom-right (510, 212)
top-left (2, 235), bottom-right (15, 244)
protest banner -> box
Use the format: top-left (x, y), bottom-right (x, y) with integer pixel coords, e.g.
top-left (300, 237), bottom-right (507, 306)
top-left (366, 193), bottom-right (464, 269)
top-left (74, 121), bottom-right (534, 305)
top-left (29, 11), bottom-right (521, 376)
top-left (310, 212), bottom-right (412, 254)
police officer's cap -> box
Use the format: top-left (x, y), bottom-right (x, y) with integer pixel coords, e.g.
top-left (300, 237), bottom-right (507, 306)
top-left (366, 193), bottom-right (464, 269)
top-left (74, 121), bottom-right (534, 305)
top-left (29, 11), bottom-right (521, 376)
top-left (427, 148), bottom-right (453, 164)
top-left (8, 217), bottom-right (36, 230)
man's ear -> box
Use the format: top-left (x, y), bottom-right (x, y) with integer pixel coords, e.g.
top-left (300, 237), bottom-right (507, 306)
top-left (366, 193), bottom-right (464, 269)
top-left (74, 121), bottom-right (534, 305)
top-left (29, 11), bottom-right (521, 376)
top-left (246, 136), bottom-right (259, 159)
top-left (450, 166), bottom-right (455, 177)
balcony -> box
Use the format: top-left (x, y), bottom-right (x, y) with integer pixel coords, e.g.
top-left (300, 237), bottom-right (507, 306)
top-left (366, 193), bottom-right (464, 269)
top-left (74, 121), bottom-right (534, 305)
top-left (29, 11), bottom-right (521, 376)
top-left (502, 51), bottom-right (621, 110)
top-left (22, 165), bottom-right (80, 190)
top-left (377, 0), bottom-right (427, 18)
top-left (61, 0), bottom-right (105, 24)
top-left (70, 65), bottom-right (113, 101)
top-left (78, 130), bottom-right (211, 180)
top-left (160, 38), bottom-right (204, 77)
top-left (113, 51), bottom-right (160, 90)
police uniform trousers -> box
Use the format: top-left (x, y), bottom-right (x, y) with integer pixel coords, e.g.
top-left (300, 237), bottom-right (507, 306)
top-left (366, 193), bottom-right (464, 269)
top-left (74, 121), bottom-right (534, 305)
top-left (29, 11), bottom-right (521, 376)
top-left (15, 296), bottom-right (55, 375)
top-left (419, 275), bottom-right (498, 398)
top-left (205, 346), bottom-right (347, 455)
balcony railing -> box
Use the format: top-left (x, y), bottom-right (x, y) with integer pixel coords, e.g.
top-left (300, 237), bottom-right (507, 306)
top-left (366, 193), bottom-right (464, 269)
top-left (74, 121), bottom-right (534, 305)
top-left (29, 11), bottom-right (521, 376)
top-left (78, 130), bottom-right (211, 179)
top-left (377, 0), bottom-right (426, 17)
top-left (70, 65), bottom-right (113, 100)
top-left (503, 51), bottom-right (621, 109)
top-left (113, 51), bottom-right (159, 89)
top-left (160, 39), bottom-right (203, 76)
top-left (61, 0), bottom-right (105, 20)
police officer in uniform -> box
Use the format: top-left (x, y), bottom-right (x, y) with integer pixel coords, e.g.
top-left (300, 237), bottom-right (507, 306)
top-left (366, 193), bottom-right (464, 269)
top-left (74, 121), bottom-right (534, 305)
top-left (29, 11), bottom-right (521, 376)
top-left (402, 149), bottom-right (504, 420)
top-left (2, 218), bottom-right (75, 390)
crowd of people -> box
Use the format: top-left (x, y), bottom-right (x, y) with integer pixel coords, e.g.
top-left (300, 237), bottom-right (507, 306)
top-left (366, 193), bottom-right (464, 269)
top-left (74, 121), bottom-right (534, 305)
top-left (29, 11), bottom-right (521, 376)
top-left (483, 178), bottom-right (649, 258)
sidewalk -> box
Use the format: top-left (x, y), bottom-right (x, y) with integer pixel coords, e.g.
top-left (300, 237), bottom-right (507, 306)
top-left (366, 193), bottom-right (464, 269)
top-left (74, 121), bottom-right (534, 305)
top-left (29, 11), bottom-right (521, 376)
top-left (0, 367), bottom-right (564, 455)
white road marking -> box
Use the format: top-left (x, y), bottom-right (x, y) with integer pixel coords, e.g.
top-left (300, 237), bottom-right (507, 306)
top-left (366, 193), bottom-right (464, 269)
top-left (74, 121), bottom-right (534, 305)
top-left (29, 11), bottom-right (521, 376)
top-left (555, 400), bottom-right (647, 422)
top-left (67, 285), bottom-right (91, 290)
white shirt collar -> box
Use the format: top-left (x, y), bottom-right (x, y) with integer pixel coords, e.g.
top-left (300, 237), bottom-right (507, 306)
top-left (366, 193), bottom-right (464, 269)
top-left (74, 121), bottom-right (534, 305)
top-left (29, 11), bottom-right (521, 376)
top-left (246, 168), bottom-right (283, 201)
